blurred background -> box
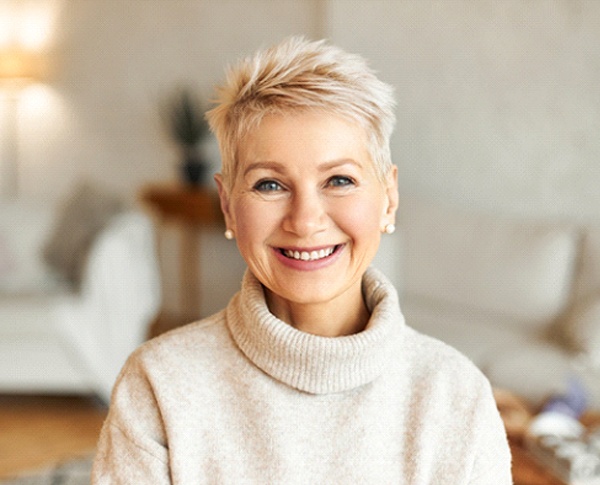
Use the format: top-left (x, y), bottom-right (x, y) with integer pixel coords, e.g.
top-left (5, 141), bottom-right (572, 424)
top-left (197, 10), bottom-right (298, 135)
top-left (1, 0), bottom-right (600, 480)
top-left (2, 0), bottom-right (600, 314)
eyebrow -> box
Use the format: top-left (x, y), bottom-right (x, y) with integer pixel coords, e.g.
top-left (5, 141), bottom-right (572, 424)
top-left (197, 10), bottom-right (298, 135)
top-left (243, 161), bottom-right (286, 177)
top-left (242, 159), bottom-right (362, 177)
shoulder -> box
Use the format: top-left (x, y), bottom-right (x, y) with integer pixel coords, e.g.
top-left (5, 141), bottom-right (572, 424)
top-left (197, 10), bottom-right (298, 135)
top-left (114, 310), bottom-right (238, 392)
top-left (135, 310), bottom-right (230, 362)
top-left (106, 309), bottom-right (252, 417)
top-left (397, 324), bottom-right (506, 431)
top-left (394, 327), bottom-right (511, 482)
top-left (399, 324), bottom-right (491, 393)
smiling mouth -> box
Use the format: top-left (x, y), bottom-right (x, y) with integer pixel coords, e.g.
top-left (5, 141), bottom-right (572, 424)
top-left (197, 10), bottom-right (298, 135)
top-left (280, 245), bottom-right (339, 261)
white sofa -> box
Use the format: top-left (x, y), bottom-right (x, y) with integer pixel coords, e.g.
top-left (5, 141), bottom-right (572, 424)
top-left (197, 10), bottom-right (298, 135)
top-left (0, 197), bottom-right (161, 403)
top-left (397, 197), bottom-right (600, 410)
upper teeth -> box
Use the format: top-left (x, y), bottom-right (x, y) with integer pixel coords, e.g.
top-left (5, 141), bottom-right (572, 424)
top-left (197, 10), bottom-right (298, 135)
top-left (283, 247), bottom-right (335, 261)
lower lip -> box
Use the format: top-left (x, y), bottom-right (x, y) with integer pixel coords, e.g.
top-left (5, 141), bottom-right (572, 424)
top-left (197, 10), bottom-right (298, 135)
top-left (273, 245), bottom-right (344, 271)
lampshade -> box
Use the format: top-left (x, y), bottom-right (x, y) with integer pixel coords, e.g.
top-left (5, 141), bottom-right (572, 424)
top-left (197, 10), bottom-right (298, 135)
top-left (0, 47), bottom-right (41, 84)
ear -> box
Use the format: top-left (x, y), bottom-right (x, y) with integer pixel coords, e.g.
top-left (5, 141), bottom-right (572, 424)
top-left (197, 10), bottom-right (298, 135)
top-left (215, 173), bottom-right (235, 232)
top-left (382, 165), bottom-right (399, 225)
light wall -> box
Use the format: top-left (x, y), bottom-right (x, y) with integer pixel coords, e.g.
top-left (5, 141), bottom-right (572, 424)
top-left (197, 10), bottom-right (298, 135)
top-left (329, 0), bottom-right (600, 221)
top-left (13, 0), bottom-right (324, 316)
top-left (18, 0), bottom-right (323, 201)
top-left (8, 0), bottom-right (600, 315)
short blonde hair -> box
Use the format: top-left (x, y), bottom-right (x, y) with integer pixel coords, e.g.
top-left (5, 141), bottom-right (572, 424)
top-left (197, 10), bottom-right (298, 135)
top-left (206, 36), bottom-right (396, 187)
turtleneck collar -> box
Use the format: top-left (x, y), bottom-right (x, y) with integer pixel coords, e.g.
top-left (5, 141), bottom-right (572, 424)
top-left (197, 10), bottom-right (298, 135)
top-left (226, 267), bottom-right (405, 394)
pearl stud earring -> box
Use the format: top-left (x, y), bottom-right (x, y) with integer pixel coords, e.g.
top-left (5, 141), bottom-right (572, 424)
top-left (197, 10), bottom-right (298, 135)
top-left (384, 223), bottom-right (396, 235)
top-left (224, 229), bottom-right (234, 240)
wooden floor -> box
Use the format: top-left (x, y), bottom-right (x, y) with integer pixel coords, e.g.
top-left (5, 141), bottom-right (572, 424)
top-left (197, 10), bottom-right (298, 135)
top-left (0, 394), bottom-right (107, 479)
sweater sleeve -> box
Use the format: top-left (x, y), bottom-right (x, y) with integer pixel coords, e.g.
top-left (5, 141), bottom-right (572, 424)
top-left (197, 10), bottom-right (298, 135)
top-left (91, 351), bottom-right (171, 484)
top-left (468, 383), bottom-right (513, 485)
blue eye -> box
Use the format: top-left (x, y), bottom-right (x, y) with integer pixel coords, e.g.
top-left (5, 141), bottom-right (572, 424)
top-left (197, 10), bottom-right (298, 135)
top-left (254, 180), bottom-right (282, 192)
top-left (328, 176), bottom-right (354, 187)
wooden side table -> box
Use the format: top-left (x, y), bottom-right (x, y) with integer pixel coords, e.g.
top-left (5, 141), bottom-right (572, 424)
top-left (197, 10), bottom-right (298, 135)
top-left (496, 387), bottom-right (600, 484)
top-left (140, 183), bottom-right (224, 336)
top-left (510, 439), bottom-right (565, 485)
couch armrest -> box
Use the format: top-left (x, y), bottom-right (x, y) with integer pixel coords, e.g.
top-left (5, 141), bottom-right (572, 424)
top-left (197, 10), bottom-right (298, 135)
top-left (57, 211), bottom-right (161, 401)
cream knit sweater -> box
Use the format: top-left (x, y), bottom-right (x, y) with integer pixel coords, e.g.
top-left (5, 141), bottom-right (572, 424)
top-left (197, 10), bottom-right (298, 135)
top-left (92, 268), bottom-right (512, 484)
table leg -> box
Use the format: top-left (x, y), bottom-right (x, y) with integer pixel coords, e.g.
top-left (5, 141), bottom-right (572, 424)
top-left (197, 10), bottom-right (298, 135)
top-left (180, 224), bottom-right (201, 321)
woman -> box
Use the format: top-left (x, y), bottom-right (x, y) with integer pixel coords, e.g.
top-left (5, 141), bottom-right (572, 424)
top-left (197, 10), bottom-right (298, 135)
top-left (92, 37), bottom-right (511, 484)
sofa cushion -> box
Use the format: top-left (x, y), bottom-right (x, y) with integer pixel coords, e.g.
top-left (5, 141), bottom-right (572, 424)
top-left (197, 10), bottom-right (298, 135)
top-left (398, 197), bottom-right (579, 331)
top-left (0, 292), bottom-right (73, 335)
top-left (402, 295), bottom-right (532, 367)
top-left (43, 182), bottom-right (124, 287)
top-left (0, 293), bottom-right (88, 392)
top-left (484, 340), bottom-right (572, 406)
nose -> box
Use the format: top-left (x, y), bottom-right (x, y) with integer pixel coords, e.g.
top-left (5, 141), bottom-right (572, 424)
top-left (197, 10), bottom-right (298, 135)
top-left (282, 189), bottom-right (328, 237)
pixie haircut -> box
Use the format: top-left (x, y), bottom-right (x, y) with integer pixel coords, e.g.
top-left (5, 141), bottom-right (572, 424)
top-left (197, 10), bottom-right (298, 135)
top-left (206, 36), bottom-right (396, 187)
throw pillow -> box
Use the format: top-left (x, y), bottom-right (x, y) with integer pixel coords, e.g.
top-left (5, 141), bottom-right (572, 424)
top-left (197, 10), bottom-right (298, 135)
top-left (43, 182), bottom-right (125, 288)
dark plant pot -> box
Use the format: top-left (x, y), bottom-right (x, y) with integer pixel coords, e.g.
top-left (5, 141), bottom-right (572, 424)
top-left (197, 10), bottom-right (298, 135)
top-left (181, 160), bottom-right (209, 187)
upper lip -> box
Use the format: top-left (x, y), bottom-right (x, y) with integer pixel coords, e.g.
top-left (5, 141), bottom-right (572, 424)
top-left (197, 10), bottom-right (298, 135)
top-left (277, 244), bottom-right (339, 252)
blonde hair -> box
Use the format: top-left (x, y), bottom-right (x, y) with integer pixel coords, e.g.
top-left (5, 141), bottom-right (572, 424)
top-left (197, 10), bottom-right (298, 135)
top-left (206, 36), bottom-right (396, 187)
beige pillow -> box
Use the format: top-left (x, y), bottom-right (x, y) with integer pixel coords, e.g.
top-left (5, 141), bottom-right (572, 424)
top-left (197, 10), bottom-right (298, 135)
top-left (43, 182), bottom-right (124, 287)
top-left (398, 196), bottom-right (579, 329)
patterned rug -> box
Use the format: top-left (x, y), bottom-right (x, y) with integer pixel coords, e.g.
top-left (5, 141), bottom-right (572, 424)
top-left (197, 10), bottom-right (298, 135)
top-left (0, 455), bottom-right (93, 485)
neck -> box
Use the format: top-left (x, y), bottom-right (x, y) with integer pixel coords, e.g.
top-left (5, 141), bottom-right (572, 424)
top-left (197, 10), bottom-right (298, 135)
top-left (264, 284), bottom-right (370, 337)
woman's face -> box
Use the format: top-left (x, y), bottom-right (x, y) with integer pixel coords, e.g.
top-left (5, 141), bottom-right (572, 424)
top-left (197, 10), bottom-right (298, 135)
top-left (216, 111), bottom-right (398, 318)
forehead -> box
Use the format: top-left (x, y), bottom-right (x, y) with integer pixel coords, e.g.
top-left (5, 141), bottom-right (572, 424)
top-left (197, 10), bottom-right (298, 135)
top-left (237, 112), bottom-right (370, 167)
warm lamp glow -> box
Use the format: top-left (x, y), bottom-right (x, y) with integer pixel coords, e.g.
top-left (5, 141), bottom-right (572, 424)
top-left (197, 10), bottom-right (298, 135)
top-left (0, 0), bottom-right (60, 49)
top-left (0, 0), bottom-right (59, 84)
top-left (0, 47), bottom-right (41, 82)
top-left (0, 0), bottom-right (60, 197)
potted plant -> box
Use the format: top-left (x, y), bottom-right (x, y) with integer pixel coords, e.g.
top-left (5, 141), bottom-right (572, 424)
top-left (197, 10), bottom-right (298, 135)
top-left (161, 87), bottom-right (211, 186)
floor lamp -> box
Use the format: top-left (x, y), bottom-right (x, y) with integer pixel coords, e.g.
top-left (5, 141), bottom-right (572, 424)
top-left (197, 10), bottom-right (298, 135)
top-left (0, 47), bottom-right (40, 198)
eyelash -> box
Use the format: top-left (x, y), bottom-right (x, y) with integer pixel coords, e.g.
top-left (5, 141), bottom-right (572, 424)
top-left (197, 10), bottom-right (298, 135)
top-left (253, 179), bottom-right (283, 192)
top-left (252, 175), bottom-right (356, 193)
top-left (327, 175), bottom-right (355, 187)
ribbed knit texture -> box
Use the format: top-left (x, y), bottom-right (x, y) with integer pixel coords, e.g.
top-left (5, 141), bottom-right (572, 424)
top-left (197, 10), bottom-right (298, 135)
top-left (227, 268), bottom-right (401, 394)
top-left (92, 267), bottom-right (512, 484)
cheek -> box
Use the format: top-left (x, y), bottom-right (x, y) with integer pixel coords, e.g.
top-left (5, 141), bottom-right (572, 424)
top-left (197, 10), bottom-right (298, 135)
top-left (232, 200), bottom-right (279, 246)
top-left (335, 197), bottom-right (385, 239)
